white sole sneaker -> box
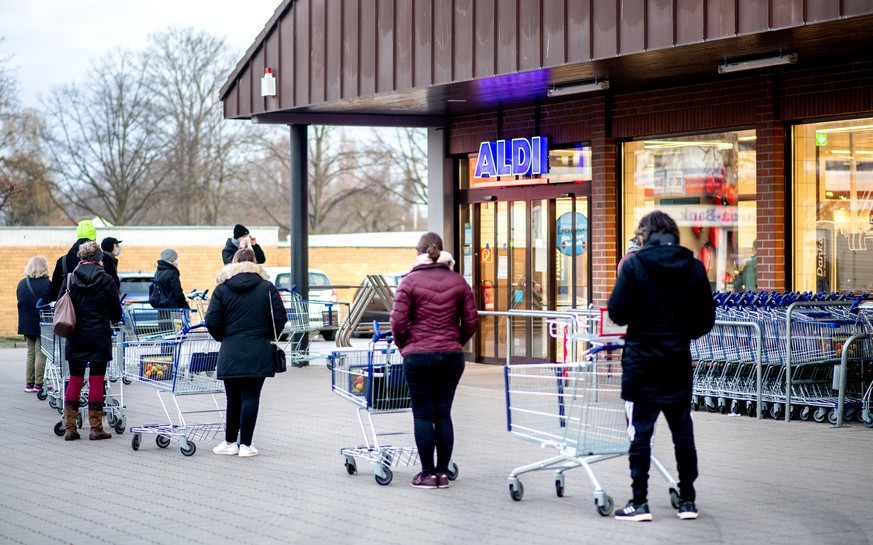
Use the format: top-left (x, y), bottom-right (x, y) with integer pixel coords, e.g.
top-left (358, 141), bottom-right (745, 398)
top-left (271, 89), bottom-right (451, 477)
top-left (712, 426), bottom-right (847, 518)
top-left (238, 445), bottom-right (258, 457)
top-left (212, 442), bottom-right (239, 455)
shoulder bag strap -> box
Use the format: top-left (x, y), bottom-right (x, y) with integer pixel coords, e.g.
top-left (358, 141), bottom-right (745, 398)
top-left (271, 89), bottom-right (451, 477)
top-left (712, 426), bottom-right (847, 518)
top-left (267, 284), bottom-right (278, 342)
top-left (25, 278), bottom-right (38, 299)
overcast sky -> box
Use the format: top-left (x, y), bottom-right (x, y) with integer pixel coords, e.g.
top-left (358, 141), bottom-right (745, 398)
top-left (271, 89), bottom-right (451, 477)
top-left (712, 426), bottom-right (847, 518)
top-left (0, 0), bottom-right (283, 108)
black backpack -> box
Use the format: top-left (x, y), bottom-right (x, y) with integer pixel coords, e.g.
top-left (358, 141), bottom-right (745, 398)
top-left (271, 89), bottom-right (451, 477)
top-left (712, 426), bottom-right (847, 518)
top-left (149, 278), bottom-right (171, 308)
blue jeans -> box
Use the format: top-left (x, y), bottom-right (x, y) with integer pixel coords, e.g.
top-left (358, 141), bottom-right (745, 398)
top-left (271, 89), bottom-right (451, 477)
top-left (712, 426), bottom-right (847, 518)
top-left (403, 352), bottom-right (465, 474)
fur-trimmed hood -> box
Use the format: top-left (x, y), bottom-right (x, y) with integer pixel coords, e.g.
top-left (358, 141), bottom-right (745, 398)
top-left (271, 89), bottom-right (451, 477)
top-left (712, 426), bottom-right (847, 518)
top-left (215, 261), bottom-right (269, 286)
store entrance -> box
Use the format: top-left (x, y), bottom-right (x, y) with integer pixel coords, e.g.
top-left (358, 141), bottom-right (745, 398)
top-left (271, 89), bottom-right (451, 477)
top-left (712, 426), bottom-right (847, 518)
top-left (459, 185), bottom-right (591, 364)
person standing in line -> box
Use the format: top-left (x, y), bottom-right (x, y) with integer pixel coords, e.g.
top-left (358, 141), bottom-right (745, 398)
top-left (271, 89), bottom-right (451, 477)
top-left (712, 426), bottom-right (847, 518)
top-left (50, 219), bottom-right (96, 301)
top-left (390, 232), bottom-right (479, 489)
top-left (222, 224), bottom-right (266, 265)
top-left (62, 241), bottom-right (123, 441)
top-left (607, 211), bottom-right (715, 521)
top-left (206, 248), bottom-right (287, 457)
top-left (732, 239), bottom-right (758, 292)
top-left (101, 237), bottom-right (122, 289)
top-left (17, 256), bottom-right (51, 393)
top-left (150, 249), bottom-right (189, 309)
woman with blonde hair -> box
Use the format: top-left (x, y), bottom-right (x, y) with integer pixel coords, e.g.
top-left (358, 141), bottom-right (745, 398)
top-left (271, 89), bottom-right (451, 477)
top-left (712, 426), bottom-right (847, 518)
top-left (17, 256), bottom-right (52, 393)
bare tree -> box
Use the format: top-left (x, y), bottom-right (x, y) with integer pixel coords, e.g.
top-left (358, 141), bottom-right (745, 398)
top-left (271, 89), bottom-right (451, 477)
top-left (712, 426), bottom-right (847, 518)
top-left (365, 127), bottom-right (428, 206)
top-left (145, 27), bottom-right (252, 225)
top-left (43, 50), bottom-right (167, 225)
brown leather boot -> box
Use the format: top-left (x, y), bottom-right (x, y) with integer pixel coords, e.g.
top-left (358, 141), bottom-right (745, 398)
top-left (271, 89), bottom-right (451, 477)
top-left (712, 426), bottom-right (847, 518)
top-left (64, 403), bottom-right (80, 441)
top-left (88, 402), bottom-right (111, 440)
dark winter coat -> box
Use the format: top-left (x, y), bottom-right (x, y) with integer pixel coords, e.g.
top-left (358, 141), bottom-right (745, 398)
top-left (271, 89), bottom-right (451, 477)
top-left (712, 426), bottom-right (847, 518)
top-left (49, 239), bottom-right (88, 301)
top-left (390, 262), bottom-right (479, 356)
top-left (607, 233), bottom-right (715, 404)
top-left (205, 262), bottom-right (287, 379)
top-left (150, 260), bottom-right (189, 309)
top-left (102, 253), bottom-right (120, 289)
top-left (65, 262), bottom-right (123, 363)
top-left (17, 276), bottom-right (51, 337)
top-left (221, 238), bottom-right (266, 265)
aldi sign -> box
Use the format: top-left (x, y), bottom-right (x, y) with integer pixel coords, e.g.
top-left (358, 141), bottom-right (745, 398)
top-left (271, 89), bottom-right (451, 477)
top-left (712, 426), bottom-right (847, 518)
top-left (474, 136), bottom-right (549, 178)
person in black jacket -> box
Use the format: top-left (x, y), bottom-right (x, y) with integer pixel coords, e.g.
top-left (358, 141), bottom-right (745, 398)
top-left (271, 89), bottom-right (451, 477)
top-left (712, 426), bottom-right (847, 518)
top-left (100, 237), bottom-right (122, 289)
top-left (17, 256), bottom-right (52, 393)
top-left (607, 211), bottom-right (715, 522)
top-left (150, 248), bottom-right (189, 309)
top-left (50, 219), bottom-right (97, 301)
top-left (221, 224), bottom-right (266, 265)
top-left (63, 241), bottom-right (123, 441)
top-left (206, 248), bottom-right (287, 457)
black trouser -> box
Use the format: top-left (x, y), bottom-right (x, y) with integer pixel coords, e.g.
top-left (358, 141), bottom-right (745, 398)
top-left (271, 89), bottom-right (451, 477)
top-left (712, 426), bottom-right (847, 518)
top-left (625, 400), bottom-right (698, 504)
top-left (223, 377), bottom-right (265, 446)
top-left (403, 352), bottom-right (465, 474)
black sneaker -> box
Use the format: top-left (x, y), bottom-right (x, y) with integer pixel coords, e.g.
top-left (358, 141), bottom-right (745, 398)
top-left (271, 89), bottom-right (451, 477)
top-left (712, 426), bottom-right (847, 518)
top-left (614, 500), bottom-right (652, 522)
top-left (678, 501), bottom-right (699, 520)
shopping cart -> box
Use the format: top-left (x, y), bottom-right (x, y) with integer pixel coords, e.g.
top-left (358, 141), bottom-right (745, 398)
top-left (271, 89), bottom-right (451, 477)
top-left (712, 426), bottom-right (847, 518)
top-left (329, 327), bottom-right (458, 485)
top-left (505, 341), bottom-right (680, 516)
top-left (124, 327), bottom-right (223, 456)
top-left (279, 289), bottom-right (349, 365)
top-left (38, 302), bottom-right (63, 409)
top-left (49, 326), bottom-right (128, 437)
top-left (121, 307), bottom-right (197, 341)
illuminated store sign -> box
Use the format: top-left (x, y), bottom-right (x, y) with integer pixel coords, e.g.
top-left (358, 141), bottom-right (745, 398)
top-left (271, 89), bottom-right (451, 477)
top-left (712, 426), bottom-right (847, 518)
top-left (474, 136), bottom-right (549, 178)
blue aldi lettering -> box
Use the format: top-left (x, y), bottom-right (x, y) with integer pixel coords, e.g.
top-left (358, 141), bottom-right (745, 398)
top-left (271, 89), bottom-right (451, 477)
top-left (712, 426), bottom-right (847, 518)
top-left (475, 136), bottom-right (549, 178)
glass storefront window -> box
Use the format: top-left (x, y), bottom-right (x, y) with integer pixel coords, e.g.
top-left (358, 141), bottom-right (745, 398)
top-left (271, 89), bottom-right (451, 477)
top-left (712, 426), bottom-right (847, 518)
top-left (792, 118), bottom-right (873, 292)
top-left (622, 130), bottom-right (757, 292)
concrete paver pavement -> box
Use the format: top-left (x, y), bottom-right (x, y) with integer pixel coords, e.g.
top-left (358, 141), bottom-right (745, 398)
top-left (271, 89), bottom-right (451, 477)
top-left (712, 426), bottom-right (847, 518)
top-left (1, 345), bottom-right (871, 545)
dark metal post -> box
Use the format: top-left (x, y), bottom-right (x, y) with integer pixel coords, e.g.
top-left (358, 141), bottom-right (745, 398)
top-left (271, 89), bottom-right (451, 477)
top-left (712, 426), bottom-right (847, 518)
top-left (289, 124), bottom-right (309, 298)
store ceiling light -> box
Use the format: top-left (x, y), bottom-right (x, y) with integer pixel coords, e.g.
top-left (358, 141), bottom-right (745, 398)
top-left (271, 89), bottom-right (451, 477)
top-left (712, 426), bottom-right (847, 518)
top-left (718, 53), bottom-right (797, 74)
top-left (547, 80), bottom-right (609, 97)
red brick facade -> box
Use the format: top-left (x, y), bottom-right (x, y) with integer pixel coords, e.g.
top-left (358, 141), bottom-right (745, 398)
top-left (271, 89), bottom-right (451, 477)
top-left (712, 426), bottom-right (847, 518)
top-left (448, 60), bottom-right (873, 303)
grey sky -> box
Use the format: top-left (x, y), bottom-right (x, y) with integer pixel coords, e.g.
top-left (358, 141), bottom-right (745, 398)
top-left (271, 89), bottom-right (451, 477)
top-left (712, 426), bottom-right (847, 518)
top-left (0, 0), bottom-right (282, 108)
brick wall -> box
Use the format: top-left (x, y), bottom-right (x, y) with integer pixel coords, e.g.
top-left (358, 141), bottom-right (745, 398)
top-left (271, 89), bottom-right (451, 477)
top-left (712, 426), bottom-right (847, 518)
top-left (2, 233), bottom-right (417, 337)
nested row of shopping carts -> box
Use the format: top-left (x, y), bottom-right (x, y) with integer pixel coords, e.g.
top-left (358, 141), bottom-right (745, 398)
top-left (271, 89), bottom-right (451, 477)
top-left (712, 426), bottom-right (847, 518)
top-left (691, 290), bottom-right (873, 428)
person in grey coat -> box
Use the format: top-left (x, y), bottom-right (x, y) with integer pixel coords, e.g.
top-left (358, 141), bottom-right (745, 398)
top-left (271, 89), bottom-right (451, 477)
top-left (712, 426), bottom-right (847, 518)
top-left (205, 248), bottom-right (287, 457)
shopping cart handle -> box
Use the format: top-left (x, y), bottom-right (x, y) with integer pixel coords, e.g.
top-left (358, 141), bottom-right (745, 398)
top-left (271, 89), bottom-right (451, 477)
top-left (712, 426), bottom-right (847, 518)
top-left (588, 343), bottom-right (623, 355)
top-left (180, 321), bottom-right (208, 335)
top-left (372, 321), bottom-right (393, 343)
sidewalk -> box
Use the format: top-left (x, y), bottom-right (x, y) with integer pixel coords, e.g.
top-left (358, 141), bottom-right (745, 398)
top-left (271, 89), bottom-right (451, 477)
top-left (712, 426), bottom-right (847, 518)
top-left (1, 345), bottom-right (871, 545)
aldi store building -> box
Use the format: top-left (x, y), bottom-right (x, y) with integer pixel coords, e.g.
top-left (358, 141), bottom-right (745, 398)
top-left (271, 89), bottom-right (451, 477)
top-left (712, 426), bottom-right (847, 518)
top-left (221, 0), bottom-right (873, 362)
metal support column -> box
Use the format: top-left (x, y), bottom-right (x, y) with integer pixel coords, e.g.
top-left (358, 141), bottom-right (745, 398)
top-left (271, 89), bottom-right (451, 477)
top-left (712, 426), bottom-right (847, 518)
top-left (289, 124), bottom-right (309, 298)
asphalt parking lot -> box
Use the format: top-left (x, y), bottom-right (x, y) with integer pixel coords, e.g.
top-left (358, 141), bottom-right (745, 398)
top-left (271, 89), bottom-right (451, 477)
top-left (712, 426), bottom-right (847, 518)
top-left (1, 341), bottom-right (871, 545)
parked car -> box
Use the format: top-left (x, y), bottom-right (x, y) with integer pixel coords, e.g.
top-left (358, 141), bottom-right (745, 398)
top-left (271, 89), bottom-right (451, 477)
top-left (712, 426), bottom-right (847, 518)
top-left (263, 268), bottom-right (340, 341)
top-left (117, 271), bottom-right (155, 305)
top-left (353, 273), bottom-right (405, 337)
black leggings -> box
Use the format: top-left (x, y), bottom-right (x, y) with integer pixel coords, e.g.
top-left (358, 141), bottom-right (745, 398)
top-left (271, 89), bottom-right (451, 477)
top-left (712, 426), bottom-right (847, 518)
top-left (403, 352), bottom-right (465, 474)
top-left (223, 377), bottom-right (265, 446)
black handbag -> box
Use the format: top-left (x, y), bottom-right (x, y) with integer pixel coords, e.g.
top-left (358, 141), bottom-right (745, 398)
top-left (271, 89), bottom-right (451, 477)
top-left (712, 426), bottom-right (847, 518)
top-left (268, 286), bottom-right (286, 373)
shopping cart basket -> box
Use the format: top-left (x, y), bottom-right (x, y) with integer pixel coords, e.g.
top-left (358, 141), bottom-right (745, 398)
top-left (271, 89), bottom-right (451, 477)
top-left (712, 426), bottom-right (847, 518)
top-left (329, 328), bottom-right (459, 485)
top-left (505, 341), bottom-right (679, 516)
top-left (124, 329), bottom-right (223, 456)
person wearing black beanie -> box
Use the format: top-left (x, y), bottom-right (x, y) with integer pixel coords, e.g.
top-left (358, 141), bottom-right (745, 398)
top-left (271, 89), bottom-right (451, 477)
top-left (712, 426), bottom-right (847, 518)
top-left (222, 224), bottom-right (266, 265)
top-left (100, 237), bottom-right (122, 289)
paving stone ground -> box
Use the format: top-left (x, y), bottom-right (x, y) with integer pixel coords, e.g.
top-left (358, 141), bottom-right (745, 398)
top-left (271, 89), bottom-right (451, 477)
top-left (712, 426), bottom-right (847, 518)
top-left (1, 342), bottom-right (871, 545)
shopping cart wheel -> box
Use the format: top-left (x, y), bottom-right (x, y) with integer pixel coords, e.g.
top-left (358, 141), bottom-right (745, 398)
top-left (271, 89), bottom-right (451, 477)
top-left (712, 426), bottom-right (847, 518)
top-left (596, 495), bottom-right (614, 516)
top-left (746, 401), bottom-right (756, 418)
top-left (49, 397), bottom-right (57, 409)
top-left (374, 467), bottom-right (393, 486)
top-left (107, 413), bottom-right (118, 427)
top-left (156, 435), bottom-right (171, 448)
top-left (56, 404), bottom-right (63, 415)
top-left (131, 433), bottom-right (141, 451)
top-left (555, 476), bottom-right (565, 498)
top-left (864, 414), bottom-right (873, 429)
top-left (813, 407), bottom-right (827, 423)
top-left (828, 408), bottom-right (838, 425)
top-left (122, 377), bottom-right (132, 385)
top-left (180, 441), bottom-right (197, 457)
top-left (344, 459), bottom-right (357, 475)
top-left (509, 481), bottom-right (524, 501)
top-left (53, 421), bottom-right (65, 436)
top-left (844, 408), bottom-right (856, 421)
top-left (114, 418), bottom-right (126, 435)
top-left (669, 488), bottom-right (681, 509)
top-left (446, 461), bottom-right (459, 481)
top-left (37, 388), bottom-right (48, 401)
top-left (799, 406), bottom-right (811, 421)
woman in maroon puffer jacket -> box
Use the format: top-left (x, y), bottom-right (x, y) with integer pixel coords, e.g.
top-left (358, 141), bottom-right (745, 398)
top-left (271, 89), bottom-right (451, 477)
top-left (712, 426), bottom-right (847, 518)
top-left (390, 232), bottom-right (479, 489)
